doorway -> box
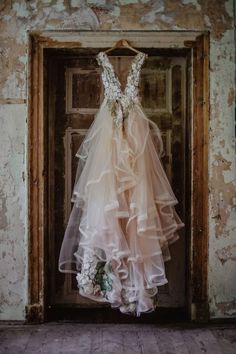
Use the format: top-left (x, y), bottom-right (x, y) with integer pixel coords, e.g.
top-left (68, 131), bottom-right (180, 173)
top-left (27, 31), bottom-right (209, 323)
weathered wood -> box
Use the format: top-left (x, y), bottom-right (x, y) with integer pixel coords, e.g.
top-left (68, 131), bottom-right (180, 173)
top-left (61, 327), bottom-right (92, 354)
top-left (89, 328), bottom-right (103, 354)
top-left (100, 329), bottom-right (124, 354)
top-left (27, 34), bottom-right (45, 323)
top-left (138, 329), bottom-right (161, 354)
top-left (0, 328), bottom-right (32, 354)
top-left (30, 31), bottom-right (203, 49)
top-left (25, 327), bottom-right (65, 354)
top-left (192, 328), bottom-right (222, 354)
top-left (0, 323), bottom-right (235, 354)
top-left (214, 328), bottom-right (236, 354)
top-left (169, 330), bottom-right (189, 354)
top-left (191, 33), bottom-right (210, 322)
top-left (181, 329), bottom-right (205, 354)
top-left (184, 49), bottom-right (193, 322)
top-left (122, 330), bottom-right (141, 354)
top-left (154, 329), bottom-right (176, 353)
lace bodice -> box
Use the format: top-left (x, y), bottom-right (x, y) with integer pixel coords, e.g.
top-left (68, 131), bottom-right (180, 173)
top-left (96, 51), bottom-right (147, 128)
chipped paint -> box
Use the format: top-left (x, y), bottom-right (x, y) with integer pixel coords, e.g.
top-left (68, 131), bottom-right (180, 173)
top-left (119, 0), bottom-right (138, 4)
top-left (88, 0), bottom-right (107, 5)
top-left (208, 28), bottom-right (236, 318)
top-left (216, 244), bottom-right (236, 265)
top-left (227, 87), bottom-right (235, 106)
top-left (0, 0), bottom-right (235, 321)
top-left (210, 152), bottom-right (235, 238)
top-left (216, 300), bottom-right (236, 317)
top-left (182, 0), bottom-right (201, 11)
top-left (0, 190), bottom-right (8, 230)
top-left (0, 104), bottom-right (27, 320)
top-left (12, 2), bottom-right (30, 18)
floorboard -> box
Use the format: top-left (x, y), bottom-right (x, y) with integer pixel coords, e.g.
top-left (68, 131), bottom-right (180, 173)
top-left (0, 323), bottom-right (235, 354)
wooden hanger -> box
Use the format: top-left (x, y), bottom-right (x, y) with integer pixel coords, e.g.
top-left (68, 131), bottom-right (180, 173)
top-left (104, 39), bottom-right (142, 55)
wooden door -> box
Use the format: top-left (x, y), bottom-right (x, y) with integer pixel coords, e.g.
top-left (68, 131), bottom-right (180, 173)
top-left (46, 50), bottom-right (187, 313)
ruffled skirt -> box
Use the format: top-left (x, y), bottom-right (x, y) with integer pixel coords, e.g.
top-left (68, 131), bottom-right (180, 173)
top-left (58, 99), bottom-right (184, 316)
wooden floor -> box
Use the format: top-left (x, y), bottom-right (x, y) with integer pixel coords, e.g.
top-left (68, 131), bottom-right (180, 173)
top-left (0, 323), bottom-right (235, 354)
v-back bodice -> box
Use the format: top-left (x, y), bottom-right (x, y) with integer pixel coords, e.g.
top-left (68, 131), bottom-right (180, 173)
top-left (96, 51), bottom-right (147, 128)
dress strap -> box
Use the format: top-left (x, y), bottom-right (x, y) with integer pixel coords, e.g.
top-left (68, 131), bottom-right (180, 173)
top-left (124, 52), bottom-right (147, 98)
top-left (96, 52), bottom-right (122, 102)
top-left (96, 51), bottom-right (112, 70)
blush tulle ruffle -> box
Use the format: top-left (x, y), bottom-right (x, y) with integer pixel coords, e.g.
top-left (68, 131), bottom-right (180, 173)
top-left (58, 98), bottom-right (184, 316)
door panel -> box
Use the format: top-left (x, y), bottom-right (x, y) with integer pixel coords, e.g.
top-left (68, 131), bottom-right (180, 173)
top-left (47, 51), bottom-right (186, 309)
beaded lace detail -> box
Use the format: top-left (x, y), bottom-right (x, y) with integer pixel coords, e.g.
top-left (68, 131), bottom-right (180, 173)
top-left (96, 51), bottom-right (147, 128)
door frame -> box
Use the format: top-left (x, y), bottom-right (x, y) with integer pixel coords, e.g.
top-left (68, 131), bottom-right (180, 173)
top-left (26, 30), bottom-right (209, 323)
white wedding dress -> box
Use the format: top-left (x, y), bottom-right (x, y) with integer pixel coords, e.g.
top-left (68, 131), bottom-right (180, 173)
top-left (58, 51), bottom-right (185, 316)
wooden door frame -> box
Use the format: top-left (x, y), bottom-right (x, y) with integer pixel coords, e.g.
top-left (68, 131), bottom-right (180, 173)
top-left (26, 30), bottom-right (209, 323)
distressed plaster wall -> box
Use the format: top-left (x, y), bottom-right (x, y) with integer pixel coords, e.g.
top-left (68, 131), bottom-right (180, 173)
top-left (0, 0), bottom-right (235, 321)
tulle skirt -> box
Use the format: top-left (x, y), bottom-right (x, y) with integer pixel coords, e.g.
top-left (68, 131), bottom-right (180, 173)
top-left (58, 98), bottom-right (185, 316)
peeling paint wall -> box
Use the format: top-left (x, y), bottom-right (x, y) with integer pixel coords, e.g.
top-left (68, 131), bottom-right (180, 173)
top-left (208, 24), bottom-right (236, 319)
top-left (0, 104), bottom-right (27, 320)
top-left (0, 0), bottom-right (235, 321)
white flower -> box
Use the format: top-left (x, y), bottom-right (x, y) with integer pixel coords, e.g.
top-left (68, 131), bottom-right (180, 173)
top-left (76, 273), bottom-right (81, 282)
top-left (93, 284), bottom-right (101, 295)
top-left (83, 262), bottom-right (90, 270)
top-left (80, 276), bottom-right (90, 286)
top-left (83, 283), bottom-right (94, 295)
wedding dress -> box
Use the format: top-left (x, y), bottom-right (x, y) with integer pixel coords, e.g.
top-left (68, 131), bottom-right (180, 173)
top-left (58, 50), bottom-right (185, 316)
